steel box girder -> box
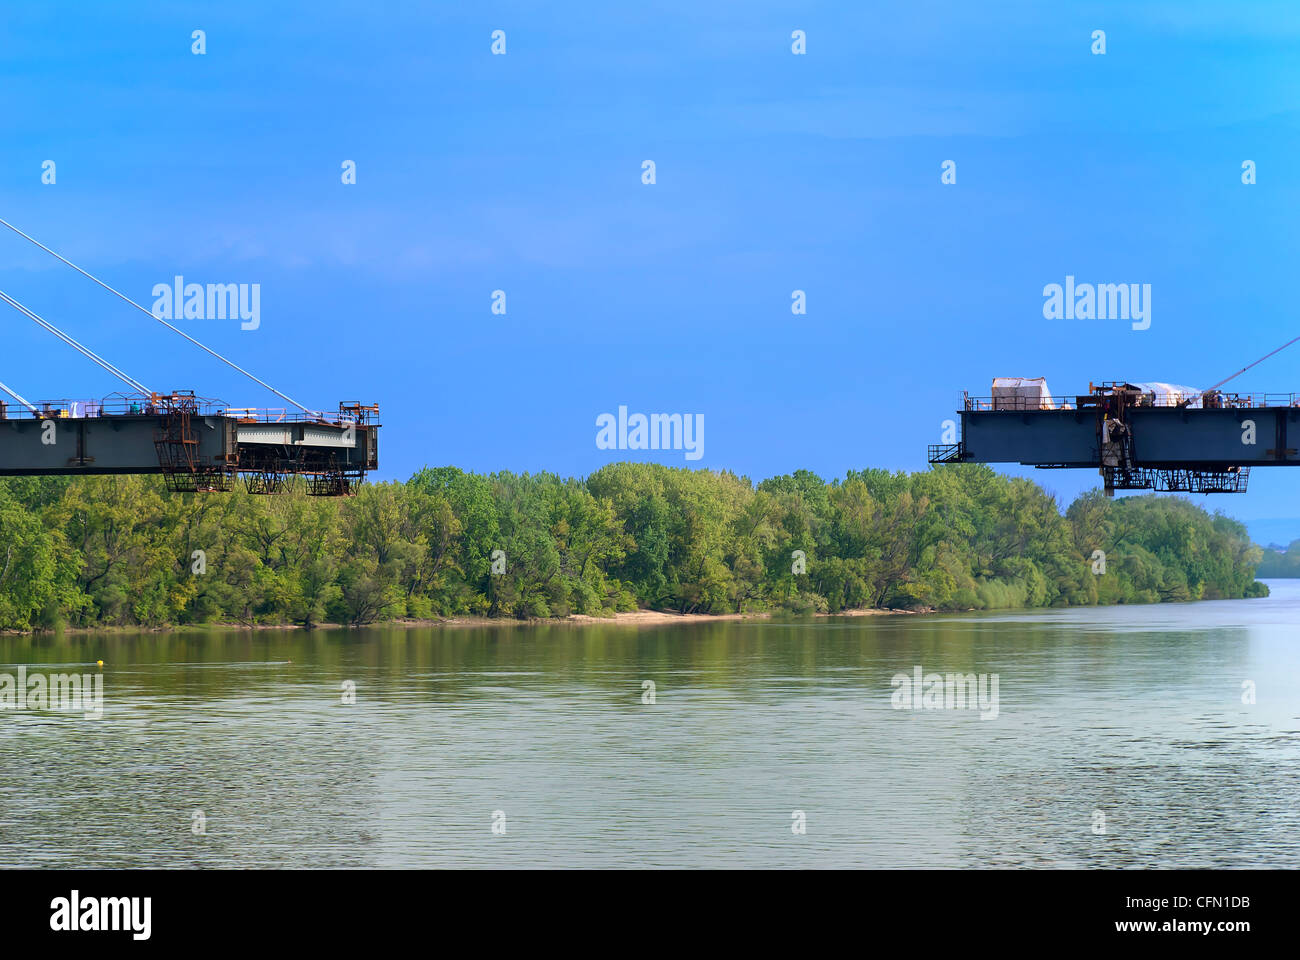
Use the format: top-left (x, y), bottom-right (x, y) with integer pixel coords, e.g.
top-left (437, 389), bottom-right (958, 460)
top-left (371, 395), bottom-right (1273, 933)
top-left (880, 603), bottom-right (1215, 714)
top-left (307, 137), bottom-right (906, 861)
top-left (0, 414), bottom-right (377, 477)
top-left (958, 407), bottom-right (1300, 468)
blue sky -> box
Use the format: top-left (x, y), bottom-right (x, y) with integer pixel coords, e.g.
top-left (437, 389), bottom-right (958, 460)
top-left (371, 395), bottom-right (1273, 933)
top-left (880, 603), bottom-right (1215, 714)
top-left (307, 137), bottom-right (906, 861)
top-left (2, 2), bottom-right (1299, 540)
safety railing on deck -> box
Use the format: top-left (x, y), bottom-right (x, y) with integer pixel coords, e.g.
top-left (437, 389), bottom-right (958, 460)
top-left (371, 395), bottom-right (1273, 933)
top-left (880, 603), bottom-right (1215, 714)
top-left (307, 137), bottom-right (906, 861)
top-left (961, 393), bottom-right (1077, 411)
top-left (0, 394), bottom-right (379, 426)
top-left (222, 404), bottom-right (379, 425)
top-left (961, 391), bottom-right (1300, 411)
top-left (0, 395), bottom-right (223, 420)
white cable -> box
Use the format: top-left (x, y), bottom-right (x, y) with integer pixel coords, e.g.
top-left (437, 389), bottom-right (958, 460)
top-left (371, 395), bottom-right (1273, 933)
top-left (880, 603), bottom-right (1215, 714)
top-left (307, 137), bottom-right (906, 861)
top-left (1199, 333), bottom-right (1300, 398)
top-left (0, 288), bottom-right (151, 394)
top-left (0, 217), bottom-right (319, 418)
top-left (0, 378), bottom-right (38, 414)
top-left (0, 289), bottom-right (149, 393)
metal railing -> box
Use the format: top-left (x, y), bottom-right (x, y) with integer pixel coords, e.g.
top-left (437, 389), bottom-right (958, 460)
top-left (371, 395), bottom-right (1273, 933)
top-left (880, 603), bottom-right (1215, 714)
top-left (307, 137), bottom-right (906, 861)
top-left (962, 395), bottom-right (1077, 411)
top-left (961, 391), bottom-right (1300, 412)
top-left (927, 443), bottom-right (964, 464)
top-left (0, 394), bottom-right (379, 426)
top-left (0, 395), bottom-right (222, 420)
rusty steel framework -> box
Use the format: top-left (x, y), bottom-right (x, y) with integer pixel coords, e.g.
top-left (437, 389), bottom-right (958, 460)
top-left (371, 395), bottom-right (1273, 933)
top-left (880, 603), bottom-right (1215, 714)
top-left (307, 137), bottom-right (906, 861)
top-left (1100, 465), bottom-right (1251, 494)
top-left (232, 401), bottom-right (377, 496)
top-left (154, 392), bottom-right (237, 492)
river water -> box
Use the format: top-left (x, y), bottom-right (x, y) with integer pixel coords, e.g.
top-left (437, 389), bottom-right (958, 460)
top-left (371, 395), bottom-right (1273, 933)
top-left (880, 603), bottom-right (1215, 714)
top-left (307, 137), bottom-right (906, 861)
top-left (2, 582), bottom-right (1298, 868)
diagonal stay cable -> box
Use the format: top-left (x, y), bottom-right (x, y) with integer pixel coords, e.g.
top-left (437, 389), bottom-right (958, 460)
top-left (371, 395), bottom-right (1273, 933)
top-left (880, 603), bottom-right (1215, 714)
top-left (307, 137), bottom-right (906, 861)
top-left (0, 288), bottom-right (149, 393)
top-left (0, 288), bottom-right (151, 395)
top-left (0, 217), bottom-right (319, 418)
top-left (1198, 333), bottom-right (1300, 398)
top-left (0, 377), bottom-right (39, 414)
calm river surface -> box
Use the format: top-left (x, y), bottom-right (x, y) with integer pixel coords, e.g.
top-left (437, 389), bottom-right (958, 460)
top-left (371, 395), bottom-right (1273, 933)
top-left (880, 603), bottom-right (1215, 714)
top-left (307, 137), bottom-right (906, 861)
top-left (3, 582), bottom-right (1299, 868)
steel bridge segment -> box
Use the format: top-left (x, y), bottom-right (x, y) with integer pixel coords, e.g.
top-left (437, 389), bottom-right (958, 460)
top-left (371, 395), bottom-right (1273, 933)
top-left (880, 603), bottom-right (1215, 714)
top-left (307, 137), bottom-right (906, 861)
top-left (950, 406), bottom-right (1299, 469)
top-left (0, 399), bottom-right (379, 496)
top-left (0, 219), bottom-right (377, 492)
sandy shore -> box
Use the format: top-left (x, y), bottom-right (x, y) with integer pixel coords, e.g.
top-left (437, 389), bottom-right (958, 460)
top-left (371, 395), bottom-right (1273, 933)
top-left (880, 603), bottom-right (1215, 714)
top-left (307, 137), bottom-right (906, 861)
top-left (387, 606), bottom-right (927, 628)
top-left (569, 609), bottom-right (762, 624)
top-left (13, 606), bottom-right (927, 635)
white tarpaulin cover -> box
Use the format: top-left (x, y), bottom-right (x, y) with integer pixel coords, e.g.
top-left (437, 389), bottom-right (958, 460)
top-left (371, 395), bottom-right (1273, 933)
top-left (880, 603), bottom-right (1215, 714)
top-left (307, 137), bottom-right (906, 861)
top-left (991, 377), bottom-right (1055, 410)
top-left (1128, 382), bottom-right (1202, 408)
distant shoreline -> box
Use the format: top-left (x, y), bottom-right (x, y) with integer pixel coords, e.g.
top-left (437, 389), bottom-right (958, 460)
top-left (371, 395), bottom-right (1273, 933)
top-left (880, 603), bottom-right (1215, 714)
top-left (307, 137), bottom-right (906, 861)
top-left (11, 591), bottom-right (1283, 637)
top-left (11, 605), bottom-right (936, 636)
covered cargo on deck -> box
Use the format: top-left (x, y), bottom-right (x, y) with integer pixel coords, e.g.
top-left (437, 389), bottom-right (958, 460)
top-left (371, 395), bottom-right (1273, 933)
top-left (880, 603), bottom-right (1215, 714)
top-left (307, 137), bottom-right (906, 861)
top-left (1124, 382), bottom-right (1203, 408)
top-left (991, 377), bottom-right (1055, 410)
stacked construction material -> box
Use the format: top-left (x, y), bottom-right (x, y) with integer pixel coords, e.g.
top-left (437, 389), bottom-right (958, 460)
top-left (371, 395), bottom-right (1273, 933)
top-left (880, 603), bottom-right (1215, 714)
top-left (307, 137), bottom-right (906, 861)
top-left (991, 377), bottom-right (1055, 410)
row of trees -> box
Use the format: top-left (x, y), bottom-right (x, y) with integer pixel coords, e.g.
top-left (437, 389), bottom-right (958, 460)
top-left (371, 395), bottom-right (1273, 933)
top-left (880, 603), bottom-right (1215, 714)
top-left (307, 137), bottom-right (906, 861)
top-left (0, 464), bottom-right (1267, 631)
top-left (1255, 542), bottom-right (1300, 578)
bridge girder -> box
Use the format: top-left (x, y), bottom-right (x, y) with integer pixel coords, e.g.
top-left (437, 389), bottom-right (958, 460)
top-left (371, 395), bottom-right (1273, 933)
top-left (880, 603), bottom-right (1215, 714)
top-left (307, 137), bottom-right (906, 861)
top-left (0, 402), bottom-right (378, 496)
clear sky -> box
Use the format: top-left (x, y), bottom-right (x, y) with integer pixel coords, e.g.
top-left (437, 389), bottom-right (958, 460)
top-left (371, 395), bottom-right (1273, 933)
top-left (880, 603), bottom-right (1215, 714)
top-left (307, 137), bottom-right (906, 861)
top-left (2, 2), bottom-right (1299, 540)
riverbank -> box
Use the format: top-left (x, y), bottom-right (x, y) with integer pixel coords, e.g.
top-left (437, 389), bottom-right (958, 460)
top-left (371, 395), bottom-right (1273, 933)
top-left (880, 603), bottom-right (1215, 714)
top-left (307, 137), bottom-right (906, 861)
top-left (0, 466), bottom-right (1265, 632)
top-left (447, 605), bottom-right (931, 627)
top-left (9, 605), bottom-right (937, 636)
